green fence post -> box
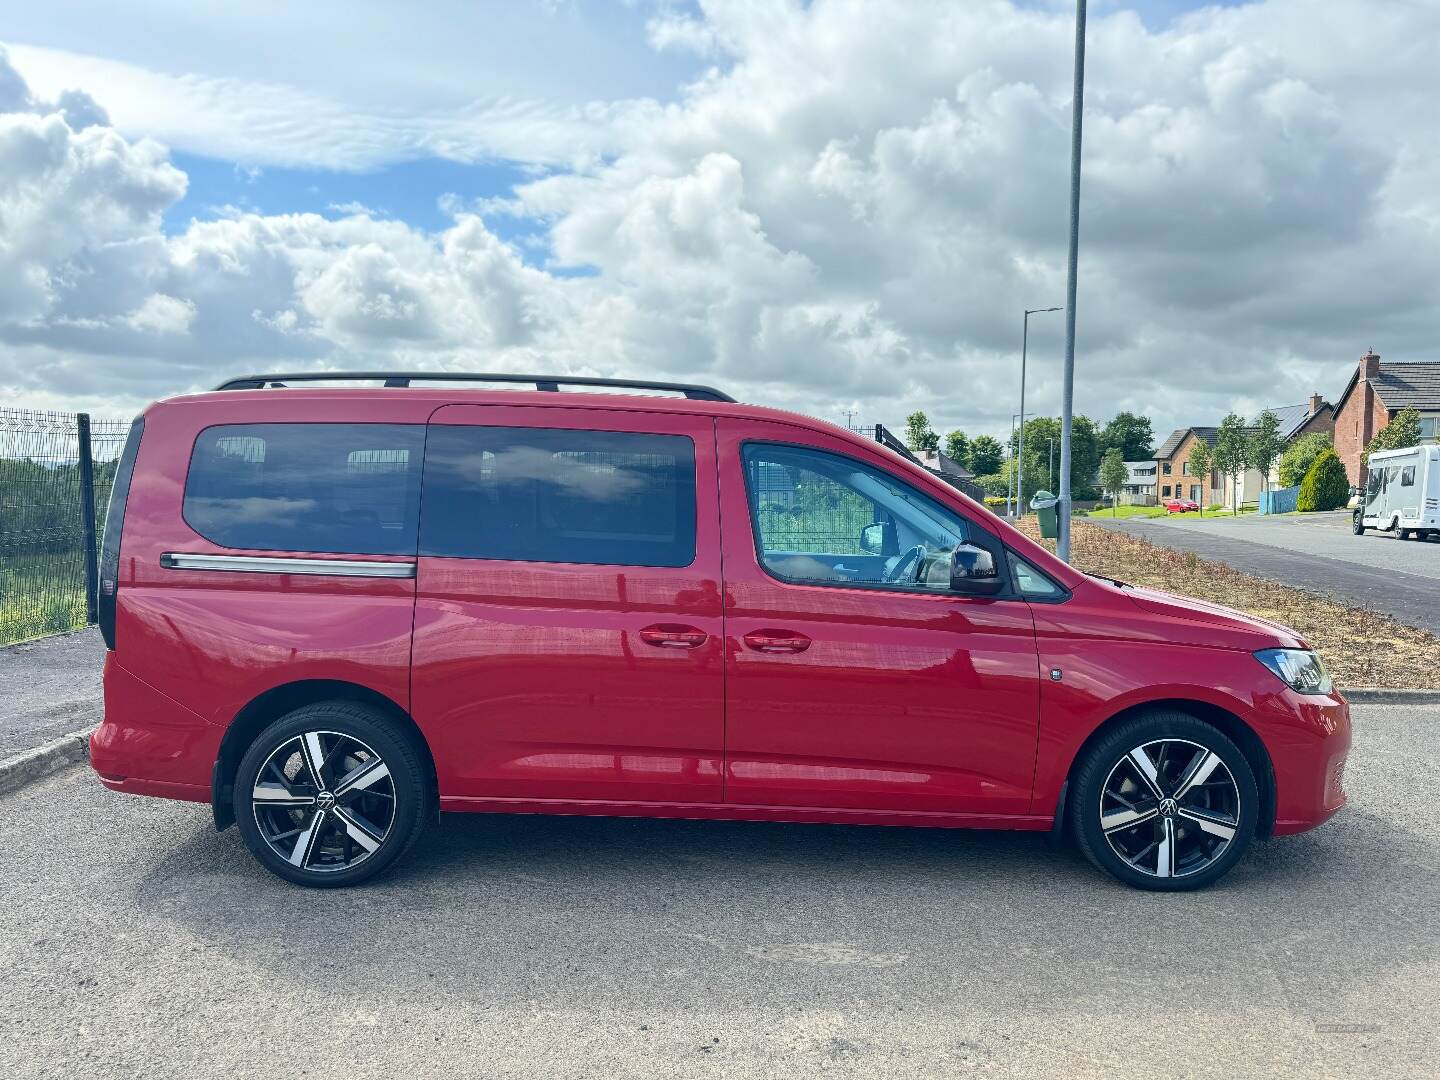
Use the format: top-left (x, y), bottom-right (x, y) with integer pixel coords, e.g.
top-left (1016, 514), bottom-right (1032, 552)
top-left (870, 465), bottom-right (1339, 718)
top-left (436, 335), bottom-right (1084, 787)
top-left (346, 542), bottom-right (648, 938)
top-left (77, 413), bottom-right (100, 625)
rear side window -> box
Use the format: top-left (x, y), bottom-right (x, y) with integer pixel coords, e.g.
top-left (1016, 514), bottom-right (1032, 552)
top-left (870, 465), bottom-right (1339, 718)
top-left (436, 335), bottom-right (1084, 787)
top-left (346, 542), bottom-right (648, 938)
top-left (1401, 465), bottom-right (1416, 487)
top-left (184, 424), bottom-right (424, 554)
top-left (420, 426), bottom-right (696, 567)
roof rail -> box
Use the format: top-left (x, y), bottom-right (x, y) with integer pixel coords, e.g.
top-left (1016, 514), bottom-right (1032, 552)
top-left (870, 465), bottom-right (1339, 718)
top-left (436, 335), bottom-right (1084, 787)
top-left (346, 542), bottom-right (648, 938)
top-left (213, 371), bottom-right (735, 403)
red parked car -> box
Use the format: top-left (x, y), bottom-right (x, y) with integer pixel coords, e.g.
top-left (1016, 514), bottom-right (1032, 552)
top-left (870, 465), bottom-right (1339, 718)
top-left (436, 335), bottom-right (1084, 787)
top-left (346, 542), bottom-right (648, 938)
top-left (1164, 497), bottom-right (1201, 513)
top-left (91, 373), bottom-right (1349, 890)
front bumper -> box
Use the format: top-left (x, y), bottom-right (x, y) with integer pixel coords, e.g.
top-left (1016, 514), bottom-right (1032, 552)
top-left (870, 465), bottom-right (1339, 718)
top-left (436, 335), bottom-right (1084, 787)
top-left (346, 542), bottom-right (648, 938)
top-left (1262, 689), bottom-right (1351, 835)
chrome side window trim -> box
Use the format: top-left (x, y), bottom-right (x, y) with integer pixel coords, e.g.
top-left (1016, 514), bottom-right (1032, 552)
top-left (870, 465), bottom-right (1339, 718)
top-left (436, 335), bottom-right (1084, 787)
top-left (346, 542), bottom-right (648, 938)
top-left (160, 553), bottom-right (416, 578)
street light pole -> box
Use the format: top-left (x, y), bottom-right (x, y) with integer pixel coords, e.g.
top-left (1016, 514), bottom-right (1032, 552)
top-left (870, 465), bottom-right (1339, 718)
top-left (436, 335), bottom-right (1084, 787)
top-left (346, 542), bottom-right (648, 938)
top-left (1057, 0), bottom-right (1088, 563)
top-left (1017, 306), bottom-right (1061, 520)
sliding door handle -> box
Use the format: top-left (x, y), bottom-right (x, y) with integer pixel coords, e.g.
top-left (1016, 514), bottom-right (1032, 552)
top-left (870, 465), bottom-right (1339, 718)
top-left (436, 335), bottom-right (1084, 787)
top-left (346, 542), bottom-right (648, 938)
top-left (639, 624), bottom-right (709, 649)
top-left (743, 629), bottom-right (811, 654)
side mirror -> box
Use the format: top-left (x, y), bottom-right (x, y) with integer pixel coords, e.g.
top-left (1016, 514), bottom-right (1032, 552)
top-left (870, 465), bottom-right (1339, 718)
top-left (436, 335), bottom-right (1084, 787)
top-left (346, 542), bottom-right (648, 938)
top-left (859, 521), bottom-right (896, 556)
top-left (949, 543), bottom-right (1004, 596)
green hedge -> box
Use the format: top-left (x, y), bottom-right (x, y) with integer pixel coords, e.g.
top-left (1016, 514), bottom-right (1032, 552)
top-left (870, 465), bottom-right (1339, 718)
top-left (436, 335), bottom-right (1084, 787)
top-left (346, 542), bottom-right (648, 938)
top-left (1297, 448), bottom-right (1350, 512)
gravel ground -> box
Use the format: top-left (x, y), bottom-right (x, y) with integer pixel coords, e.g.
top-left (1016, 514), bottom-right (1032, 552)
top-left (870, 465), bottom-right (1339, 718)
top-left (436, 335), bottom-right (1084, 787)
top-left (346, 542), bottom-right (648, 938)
top-left (0, 628), bottom-right (104, 756)
top-left (1, 703), bottom-right (1435, 1079)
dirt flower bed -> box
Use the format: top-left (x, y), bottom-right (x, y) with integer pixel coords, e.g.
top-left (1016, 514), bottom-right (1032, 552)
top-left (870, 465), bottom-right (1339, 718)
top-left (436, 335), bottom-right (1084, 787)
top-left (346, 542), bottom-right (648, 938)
top-left (1015, 519), bottom-right (1440, 690)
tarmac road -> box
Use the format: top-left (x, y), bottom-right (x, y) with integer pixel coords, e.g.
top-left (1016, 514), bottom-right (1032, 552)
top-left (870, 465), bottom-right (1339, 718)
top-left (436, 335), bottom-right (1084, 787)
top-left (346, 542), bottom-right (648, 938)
top-left (1090, 511), bottom-right (1440, 635)
top-left (1, 703), bottom-right (1436, 1079)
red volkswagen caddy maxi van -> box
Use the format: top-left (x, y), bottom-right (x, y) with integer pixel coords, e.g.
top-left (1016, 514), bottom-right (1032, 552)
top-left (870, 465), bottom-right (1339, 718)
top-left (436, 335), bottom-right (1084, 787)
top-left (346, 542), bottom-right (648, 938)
top-left (91, 373), bottom-right (1350, 890)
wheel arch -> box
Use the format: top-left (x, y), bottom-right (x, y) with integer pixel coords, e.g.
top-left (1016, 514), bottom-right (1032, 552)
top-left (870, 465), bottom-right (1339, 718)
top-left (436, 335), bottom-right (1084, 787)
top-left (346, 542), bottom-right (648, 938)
top-left (1054, 697), bottom-right (1277, 842)
top-left (211, 679), bottom-right (438, 831)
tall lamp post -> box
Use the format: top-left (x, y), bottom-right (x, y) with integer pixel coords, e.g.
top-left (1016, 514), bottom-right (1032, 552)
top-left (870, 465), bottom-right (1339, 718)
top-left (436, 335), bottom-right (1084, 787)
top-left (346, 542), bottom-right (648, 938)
top-left (1057, 0), bottom-right (1088, 562)
top-left (1017, 306), bottom-right (1061, 519)
top-left (1006, 412), bottom-right (1022, 516)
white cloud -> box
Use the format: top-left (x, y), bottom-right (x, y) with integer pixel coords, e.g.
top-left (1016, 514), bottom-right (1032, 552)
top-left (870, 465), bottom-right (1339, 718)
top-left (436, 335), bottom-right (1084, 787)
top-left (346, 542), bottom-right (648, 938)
top-left (3, 2), bottom-right (1440, 443)
top-left (125, 293), bottom-right (194, 334)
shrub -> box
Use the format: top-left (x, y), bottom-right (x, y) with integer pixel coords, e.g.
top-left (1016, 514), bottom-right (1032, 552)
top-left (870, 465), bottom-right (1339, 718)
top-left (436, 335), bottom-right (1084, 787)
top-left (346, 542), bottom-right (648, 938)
top-left (1296, 449), bottom-right (1350, 512)
top-left (1278, 431), bottom-right (1332, 488)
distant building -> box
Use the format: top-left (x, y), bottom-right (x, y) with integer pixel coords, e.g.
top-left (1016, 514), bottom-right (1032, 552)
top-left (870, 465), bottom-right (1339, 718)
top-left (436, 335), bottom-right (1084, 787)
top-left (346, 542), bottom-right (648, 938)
top-left (1120, 460), bottom-right (1156, 505)
top-left (1154, 427), bottom-right (1222, 505)
top-left (1332, 351), bottom-right (1440, 484)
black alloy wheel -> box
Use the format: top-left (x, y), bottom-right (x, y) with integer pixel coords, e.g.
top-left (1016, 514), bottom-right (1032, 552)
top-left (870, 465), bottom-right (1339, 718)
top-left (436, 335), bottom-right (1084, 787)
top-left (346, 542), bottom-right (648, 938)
top-left (1072, 711), bottom-right (1258, 891)
top-left (233, 702), bottom-right (428, 887)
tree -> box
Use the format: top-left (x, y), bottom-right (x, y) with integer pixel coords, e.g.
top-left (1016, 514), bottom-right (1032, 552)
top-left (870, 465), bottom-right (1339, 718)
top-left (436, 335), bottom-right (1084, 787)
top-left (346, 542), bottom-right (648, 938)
top-left (968, 435), bottom-right (1004, 476)
top-left (1213, 414), bottom-right (1250, 514)
top-left (1016, 415), bottom-right (1101, 498)
top-left (943, 430), bottom-right (970, 468)
top-left (1099, 449), bottom-right (1128, 516)
top-left (1362, 406), bottom-right (1422, 473)
top-left (1247, 410), bottom-right (1284, 495)
top-left (1187, 438), bottom-right (1213, 516)
top-left (904, 411), bottom-right (939, 453)
top-left (1296, 449), bottom-right (1350, 512)
top-left (1099, 412), bottom-right (1155, 461)
top-left (1278, 432), bottom-right (1332, 488)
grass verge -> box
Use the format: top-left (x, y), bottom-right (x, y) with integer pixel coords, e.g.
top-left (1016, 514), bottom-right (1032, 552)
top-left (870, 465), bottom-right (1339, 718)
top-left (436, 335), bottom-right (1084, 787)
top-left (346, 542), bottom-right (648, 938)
top-left (1018, 519), bottom-right (1440, 689)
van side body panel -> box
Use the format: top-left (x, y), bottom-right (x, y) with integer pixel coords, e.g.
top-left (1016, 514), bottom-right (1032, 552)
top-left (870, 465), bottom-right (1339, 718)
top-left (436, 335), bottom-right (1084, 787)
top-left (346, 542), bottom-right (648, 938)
top-left (91, 396), bottom-right (428, 793)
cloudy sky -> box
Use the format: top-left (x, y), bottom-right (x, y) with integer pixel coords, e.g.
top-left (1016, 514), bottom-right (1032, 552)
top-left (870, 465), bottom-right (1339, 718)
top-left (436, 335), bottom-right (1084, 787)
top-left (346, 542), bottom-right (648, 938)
top-left (2, 0), bottom-right (1436, 443)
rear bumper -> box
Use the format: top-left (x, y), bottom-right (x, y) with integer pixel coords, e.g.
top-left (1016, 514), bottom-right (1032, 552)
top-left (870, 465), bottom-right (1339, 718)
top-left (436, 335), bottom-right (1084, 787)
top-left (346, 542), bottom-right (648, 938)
top-left (1264, 690), bottom-right (1351, 836)
top-left (89, 654), bottom-right (220, 803)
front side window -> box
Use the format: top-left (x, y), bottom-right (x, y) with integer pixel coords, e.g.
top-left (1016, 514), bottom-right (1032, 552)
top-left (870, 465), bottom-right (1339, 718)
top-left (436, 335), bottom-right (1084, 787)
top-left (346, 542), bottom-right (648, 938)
top-left (184, 423), bottom-right (424, 554)
top-left (1401, 465), bottom-right (1416, 487)
top-left (742, 443), bottom-right (968, 591)
top-left (420, 426), bottom-right (696, 567)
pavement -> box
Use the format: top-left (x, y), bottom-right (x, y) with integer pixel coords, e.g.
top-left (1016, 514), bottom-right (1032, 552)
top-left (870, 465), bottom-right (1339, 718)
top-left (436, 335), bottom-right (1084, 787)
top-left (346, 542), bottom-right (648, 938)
top-left (0, 628), bottom-right (105, 756)
top-left (1, 702), bottom-right (1436, 1079)
top-left (1090, 511), bottom-right (1440, 635)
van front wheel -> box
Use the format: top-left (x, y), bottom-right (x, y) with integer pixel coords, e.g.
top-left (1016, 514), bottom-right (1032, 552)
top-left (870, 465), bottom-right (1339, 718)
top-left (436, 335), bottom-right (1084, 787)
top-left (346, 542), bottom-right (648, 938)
top-left (1352, 513), bottom-right (1364, 535)
top-left (233, 702), bottom-right (428, 888)
top-left (1071, 711), bottom-right (1258, 891)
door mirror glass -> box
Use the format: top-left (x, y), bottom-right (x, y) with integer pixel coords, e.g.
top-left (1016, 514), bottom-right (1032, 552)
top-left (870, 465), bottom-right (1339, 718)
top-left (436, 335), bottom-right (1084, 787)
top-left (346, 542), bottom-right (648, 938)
top-left (859, 521), bottom-right (896, 555)
top-left (950, 543), bottom-right (1004, 595)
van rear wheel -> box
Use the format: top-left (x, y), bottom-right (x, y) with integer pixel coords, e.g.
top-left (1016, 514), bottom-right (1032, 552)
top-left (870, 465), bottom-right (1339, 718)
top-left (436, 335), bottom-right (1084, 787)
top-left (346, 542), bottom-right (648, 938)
top-left (233, 702), bottom-right (428, 887)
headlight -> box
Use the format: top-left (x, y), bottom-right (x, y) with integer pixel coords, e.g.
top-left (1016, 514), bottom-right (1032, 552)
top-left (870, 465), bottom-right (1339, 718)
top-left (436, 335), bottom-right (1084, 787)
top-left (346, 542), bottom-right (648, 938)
top-left (1254, 648), bottom-right (1333, 695)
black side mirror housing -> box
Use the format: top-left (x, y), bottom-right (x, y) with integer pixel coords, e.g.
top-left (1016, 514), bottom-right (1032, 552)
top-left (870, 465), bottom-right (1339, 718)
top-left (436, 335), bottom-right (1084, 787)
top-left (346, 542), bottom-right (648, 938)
top-left (859, 520), bottom-right (897, 556)
top-left (949, 543), bottom-right (1004, 596)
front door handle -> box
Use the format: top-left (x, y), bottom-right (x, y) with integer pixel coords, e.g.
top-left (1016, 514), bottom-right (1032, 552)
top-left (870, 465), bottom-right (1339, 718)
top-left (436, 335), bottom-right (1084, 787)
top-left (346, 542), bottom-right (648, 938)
top-left (639, 624), bottom-right (709, 649)
top-left (743, 629), bottom-right (812, 654)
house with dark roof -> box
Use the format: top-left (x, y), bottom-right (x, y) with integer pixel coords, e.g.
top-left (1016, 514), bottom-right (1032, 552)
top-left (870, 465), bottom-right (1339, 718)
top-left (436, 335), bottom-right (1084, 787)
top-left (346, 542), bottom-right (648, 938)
top-left (1333, 351), bottom-right (1440, 484)
top-left (1155, 394), bottom-right (1334, 507)
top-left (1154, 426), bottom-right (1222, 505)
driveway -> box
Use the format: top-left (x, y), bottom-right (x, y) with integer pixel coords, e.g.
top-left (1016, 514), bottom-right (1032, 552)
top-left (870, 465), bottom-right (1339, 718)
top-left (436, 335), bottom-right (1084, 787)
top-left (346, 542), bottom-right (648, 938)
top-left (1, 703), bottom-right (1435, 1079)
top-left (1090, 512), bottom-right (1440, 635)
top-left (0, 628), bottom-right (105, 756)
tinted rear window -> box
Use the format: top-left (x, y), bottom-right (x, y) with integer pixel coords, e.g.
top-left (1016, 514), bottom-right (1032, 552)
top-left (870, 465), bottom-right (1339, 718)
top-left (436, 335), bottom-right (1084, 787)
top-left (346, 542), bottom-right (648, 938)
top-left (420, 426), bottom-right (696, 567)
top-left (184, 423), bottom-right (424, 554)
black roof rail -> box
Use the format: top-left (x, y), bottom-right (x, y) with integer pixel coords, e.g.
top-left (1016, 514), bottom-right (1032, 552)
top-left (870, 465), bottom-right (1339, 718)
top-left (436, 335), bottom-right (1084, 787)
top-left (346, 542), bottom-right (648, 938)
top-left (212, 371), bottom-right (735, 403)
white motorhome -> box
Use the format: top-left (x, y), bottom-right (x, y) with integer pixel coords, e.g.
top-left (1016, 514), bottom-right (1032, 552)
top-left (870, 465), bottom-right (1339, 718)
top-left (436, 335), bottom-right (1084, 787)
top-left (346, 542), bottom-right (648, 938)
top-left (1353, 444), bottom-right (1440, 539)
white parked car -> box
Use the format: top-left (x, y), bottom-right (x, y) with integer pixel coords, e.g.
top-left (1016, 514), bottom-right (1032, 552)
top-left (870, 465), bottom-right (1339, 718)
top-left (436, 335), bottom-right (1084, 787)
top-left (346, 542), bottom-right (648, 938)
top-left (1353, 444), bottom-right (1440, 540)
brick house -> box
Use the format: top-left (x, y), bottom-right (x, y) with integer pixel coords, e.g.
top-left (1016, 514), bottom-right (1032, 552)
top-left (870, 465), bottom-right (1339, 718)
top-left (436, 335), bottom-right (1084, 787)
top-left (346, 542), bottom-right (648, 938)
top-left (1332, 351), bottom-right (1440, 484)
top-left (1227, 395), bottom-right (1335, 503)
top-left (1154, 427), bottom-right (1223, 505)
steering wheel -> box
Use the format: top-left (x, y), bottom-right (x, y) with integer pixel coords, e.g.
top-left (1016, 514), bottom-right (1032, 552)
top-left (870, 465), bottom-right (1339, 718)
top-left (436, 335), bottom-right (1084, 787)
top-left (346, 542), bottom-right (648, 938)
top-left (882, 544), bottom-right (925, 584)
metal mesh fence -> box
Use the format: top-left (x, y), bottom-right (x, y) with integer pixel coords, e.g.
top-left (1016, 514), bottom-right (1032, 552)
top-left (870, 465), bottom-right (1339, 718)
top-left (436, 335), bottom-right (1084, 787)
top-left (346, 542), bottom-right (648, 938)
top-left (0, 409), bottom-right (129, 646)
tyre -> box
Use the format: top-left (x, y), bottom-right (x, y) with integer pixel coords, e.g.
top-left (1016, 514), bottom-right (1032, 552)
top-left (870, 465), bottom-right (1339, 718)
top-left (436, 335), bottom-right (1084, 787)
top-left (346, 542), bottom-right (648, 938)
top-left (233, 701), bottom-right (429, 887)
top-left (1352, 513), bottom-right (1364, 536)
top-left (1071, 710), bottom-right (1258, 891)
top-left (1400, 528), bottom-right (1414, 541)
